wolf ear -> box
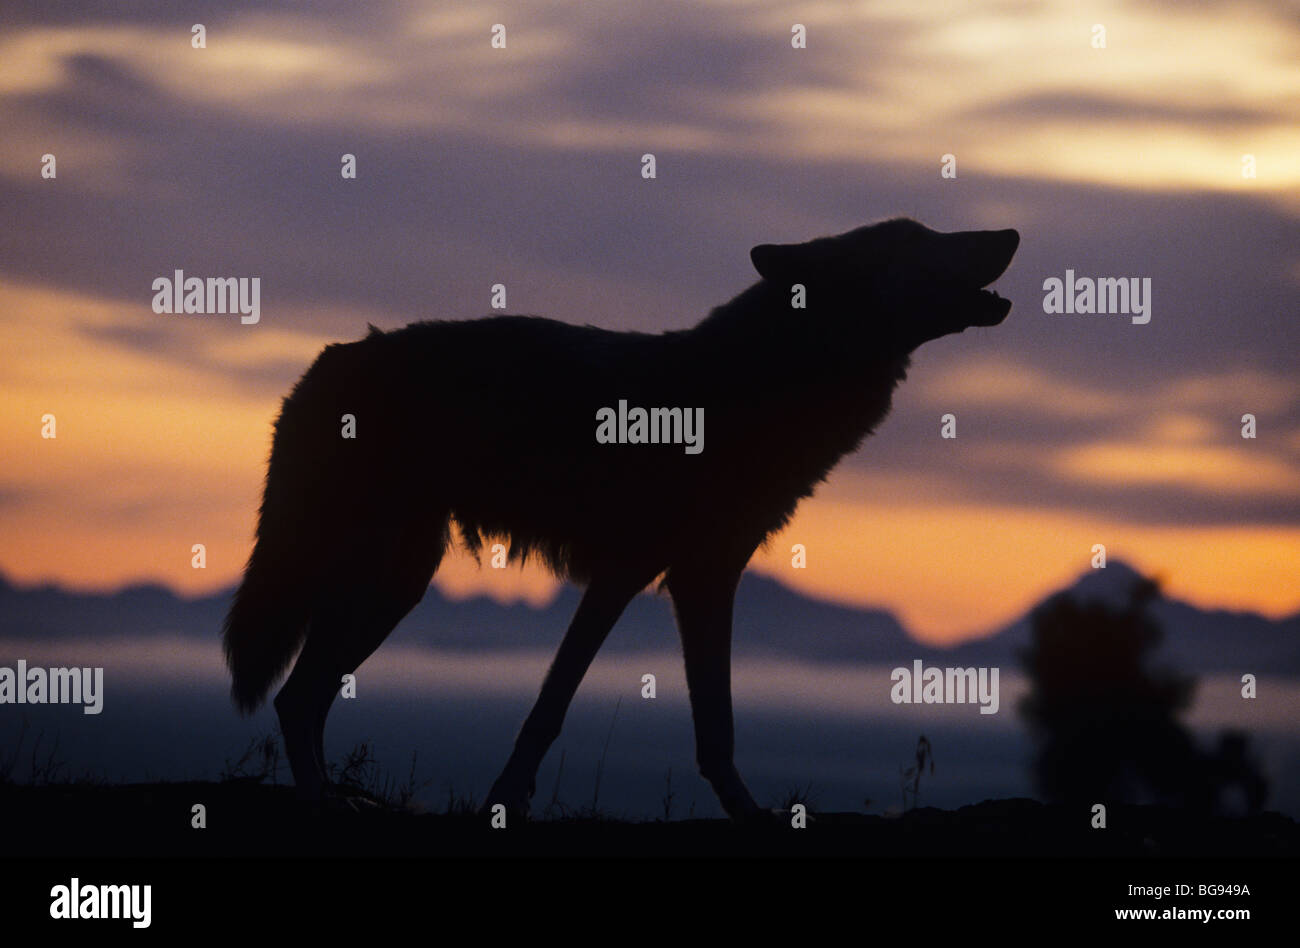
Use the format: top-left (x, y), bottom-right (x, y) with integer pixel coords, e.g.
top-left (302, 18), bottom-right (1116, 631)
top-left (750, 243), bottom-right (806, 281)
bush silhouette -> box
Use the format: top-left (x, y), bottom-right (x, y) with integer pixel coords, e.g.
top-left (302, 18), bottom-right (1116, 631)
top-left (1018, 575), bottom-right (1267, 816)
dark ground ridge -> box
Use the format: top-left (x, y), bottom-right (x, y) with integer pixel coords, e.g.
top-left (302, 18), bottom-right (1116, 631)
top-left (2, 782), bottom-right (1296, 858)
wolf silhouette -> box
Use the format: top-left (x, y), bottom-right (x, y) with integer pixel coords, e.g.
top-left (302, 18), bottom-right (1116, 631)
top-left (222, 217), bottom-right (1019, 820)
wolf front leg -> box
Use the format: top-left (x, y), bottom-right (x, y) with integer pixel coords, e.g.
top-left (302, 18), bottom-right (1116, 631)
top-left (666, 559), bottom-right (766, 822)
top-left (484, 568), bottom-right (651, 820)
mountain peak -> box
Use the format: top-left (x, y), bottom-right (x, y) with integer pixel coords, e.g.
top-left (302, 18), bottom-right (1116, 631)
top-left (1063, 559), bottom-right (1150, 608)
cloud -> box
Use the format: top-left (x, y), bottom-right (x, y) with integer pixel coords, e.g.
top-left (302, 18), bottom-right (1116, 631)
top-left (1054, 441), bottom-right (1300, 494)
top-left (839, 353), bottom-right (1300, 523)
top-left (3, 0), bottom-right (1298, 192)
top-left (750, 483), bottom-right (1300, 637)
top-left (919, 355), bottom-right (1128, 419)
top-left (967, 91), bottom-right (1291, 128)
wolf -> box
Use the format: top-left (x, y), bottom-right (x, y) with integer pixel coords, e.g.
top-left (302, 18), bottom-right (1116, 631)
top-left (222, 217), bottom-right (1019, 821)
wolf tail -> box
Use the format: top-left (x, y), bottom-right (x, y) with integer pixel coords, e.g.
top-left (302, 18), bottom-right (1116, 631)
top-left (222, 343), bottom-right (355, 713)
top-left (222, 443), bottom-right (320, 711)
top-left (222, 534), bottom-right (313, 714)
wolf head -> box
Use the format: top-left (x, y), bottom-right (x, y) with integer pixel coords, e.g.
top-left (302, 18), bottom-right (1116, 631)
top-left (749, 218), bottom-right (1019, 352)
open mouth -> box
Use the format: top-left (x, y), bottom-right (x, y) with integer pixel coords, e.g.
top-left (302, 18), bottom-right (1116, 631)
top-left (971, 287), bottom-right (1013, 326)
top-left (926, 227), bottom-right (1018, 334)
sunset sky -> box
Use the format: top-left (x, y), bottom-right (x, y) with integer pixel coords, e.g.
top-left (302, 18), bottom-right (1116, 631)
top-left (1, 0), bottom-right (1298, 644)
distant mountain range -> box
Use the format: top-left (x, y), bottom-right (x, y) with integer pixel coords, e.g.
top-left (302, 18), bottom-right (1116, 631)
top-left (2, 561), bottom-right (1296, 675)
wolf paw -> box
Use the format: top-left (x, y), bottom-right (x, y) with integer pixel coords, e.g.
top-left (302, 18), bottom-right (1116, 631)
top-left (735, 805), bottom-right (782, 827)
top-left (318, 783), bottom-right (386, 813)
top-left (481, 777), bottom-right (535, 824)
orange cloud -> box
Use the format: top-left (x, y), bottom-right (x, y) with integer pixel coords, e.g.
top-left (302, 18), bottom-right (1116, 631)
top-left (750, 479), bottom-right (1300, 643)
top-left (1055, 441), bottom-right (1300, 495)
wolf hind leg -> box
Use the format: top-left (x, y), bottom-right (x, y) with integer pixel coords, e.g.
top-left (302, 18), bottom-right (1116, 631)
top-left (275, 630), bottom-right (344, 801)
top-left (276, 513), bottom-right (449, 802)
